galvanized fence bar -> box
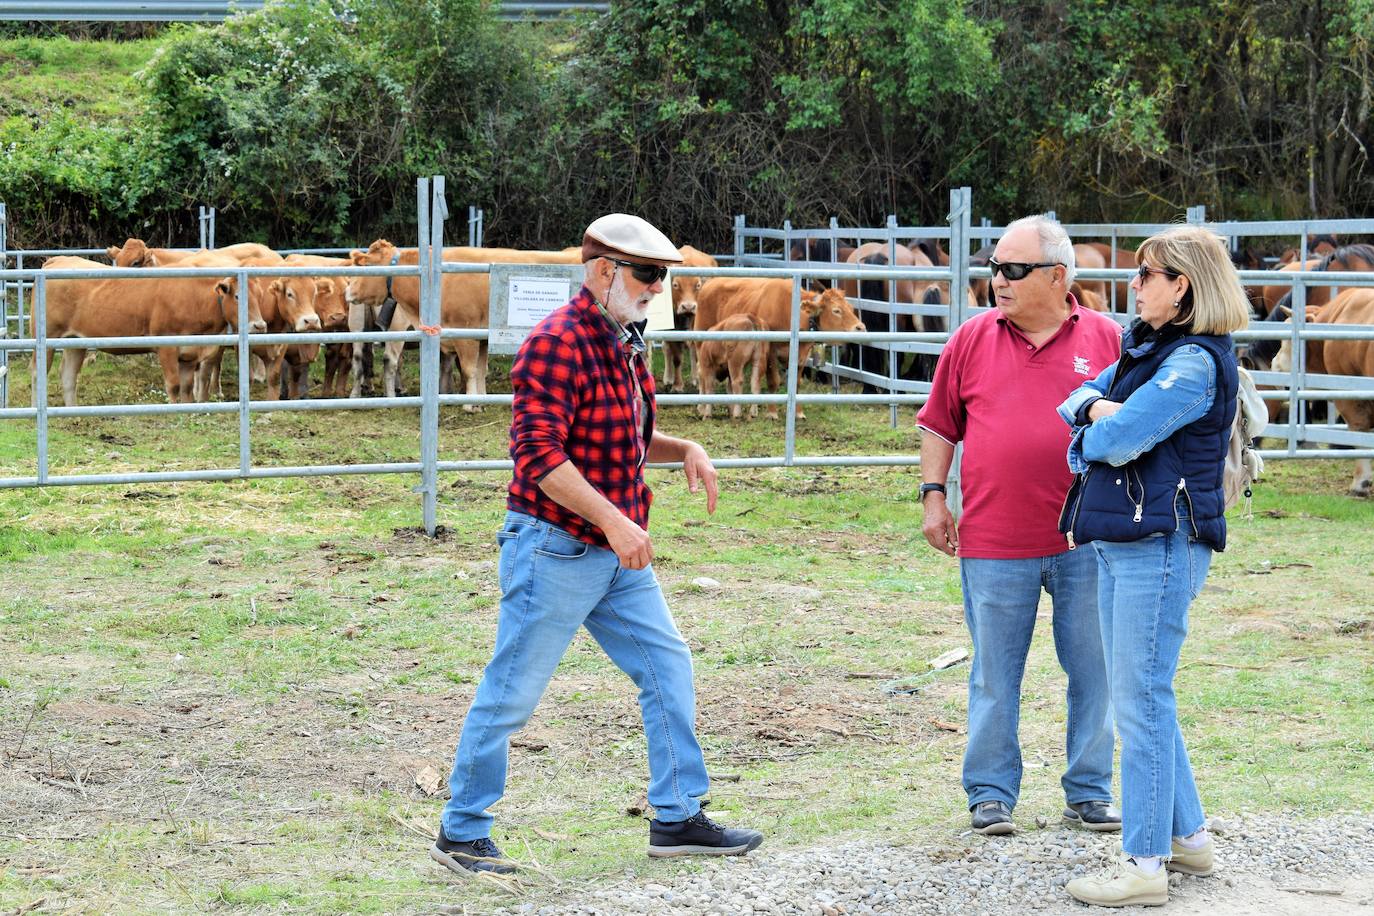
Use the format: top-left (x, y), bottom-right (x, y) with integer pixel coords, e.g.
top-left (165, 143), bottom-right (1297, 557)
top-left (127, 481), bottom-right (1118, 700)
top-left (34, 274), bottom-right (47, 484)
top-left (1, 200), bottom-right (7, 408)
top-left (419, 176), bottom-right (446, 535)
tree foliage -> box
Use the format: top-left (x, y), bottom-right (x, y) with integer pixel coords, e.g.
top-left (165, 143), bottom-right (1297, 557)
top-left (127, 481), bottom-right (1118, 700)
top-left (1, 0), bottom-right (1371, 251)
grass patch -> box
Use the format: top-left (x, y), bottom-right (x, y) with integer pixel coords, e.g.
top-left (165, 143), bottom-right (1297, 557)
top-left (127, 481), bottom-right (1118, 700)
top-left (0, 348), bottom-right (1371, 912)
top-left (0, 34), bottom-right (163, 124)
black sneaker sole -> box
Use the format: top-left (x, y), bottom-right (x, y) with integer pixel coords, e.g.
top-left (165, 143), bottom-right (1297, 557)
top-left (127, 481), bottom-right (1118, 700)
top-left (648, 836), bottom-right (764, 858)
top-left (429, 843), bottom-right (518, 876)
top-left (1062, 813), bottom-right (1122, 832)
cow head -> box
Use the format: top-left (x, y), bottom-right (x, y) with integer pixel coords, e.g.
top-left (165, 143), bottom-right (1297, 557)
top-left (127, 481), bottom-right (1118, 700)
top-left (671, 275), bottom-right (704, 318)
top-left (270, 276), bottom-right (322, 332)
top-left (344, 239), bottom-right (399, 307)
top-left (214, 277), bottom-right (268, 334)
top-left (313, 278), bottom-right (350, 330)
top-left (110, 238), bottom-right (152, 268)
top-left (803, 287), bottom-right (865, 340)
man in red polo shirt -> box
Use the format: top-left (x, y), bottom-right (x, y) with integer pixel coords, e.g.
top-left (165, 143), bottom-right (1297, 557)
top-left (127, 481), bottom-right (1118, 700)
top-left (431, 214), bottom-right (763, 876)
top-left (917, 214), bottom-right (1123, 836)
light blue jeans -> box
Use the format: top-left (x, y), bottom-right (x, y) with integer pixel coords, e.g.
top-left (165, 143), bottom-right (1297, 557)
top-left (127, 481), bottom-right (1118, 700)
top-left (1094, 524), bottom-right (1211, 858)
top-left (441, 511), bottom-right (709, 842)
top-left (959, 549), bottom-right (1115, 811)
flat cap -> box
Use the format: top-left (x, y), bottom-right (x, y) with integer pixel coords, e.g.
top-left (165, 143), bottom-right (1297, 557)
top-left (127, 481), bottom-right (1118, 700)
top-left (581, 213), bottom-right (683, 266)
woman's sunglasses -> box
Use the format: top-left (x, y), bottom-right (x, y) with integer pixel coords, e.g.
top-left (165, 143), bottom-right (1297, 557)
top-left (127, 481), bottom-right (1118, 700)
top-left (609, 258), bottom-right (669, 284)
top-left (1136, 264), bottom-right (1181, 281)
top-left (987, 258), bottom-right (1060, 281)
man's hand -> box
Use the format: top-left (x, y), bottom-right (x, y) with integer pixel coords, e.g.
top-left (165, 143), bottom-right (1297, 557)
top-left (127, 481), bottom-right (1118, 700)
top-left (921, 494), bottom-right (959, 557)
top-left (681, 442), bottom-right (719, 514)
top-left (605, 514), bottom-right (654, 570)
top-left (1088, 399), bottom-right (1123, 421)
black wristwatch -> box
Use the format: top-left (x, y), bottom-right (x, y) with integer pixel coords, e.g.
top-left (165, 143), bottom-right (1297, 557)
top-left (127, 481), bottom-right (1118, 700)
top-left (919, 482), bottom-right (947, 500)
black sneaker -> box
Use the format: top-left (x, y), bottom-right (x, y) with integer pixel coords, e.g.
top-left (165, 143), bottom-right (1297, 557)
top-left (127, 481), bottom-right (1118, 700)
top-left (429, 832), bottom-right (518, 875)
top-left (970, 800), bottom-right (1015, 835)
top-left (648, 810), bottom-right (764, 858)
top-left (1063, 799), bottom-right (1122, 832)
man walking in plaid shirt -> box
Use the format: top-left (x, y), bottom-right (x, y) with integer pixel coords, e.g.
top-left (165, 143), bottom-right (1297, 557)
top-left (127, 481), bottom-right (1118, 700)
top-left (431, 214), bottom-right (763, 876)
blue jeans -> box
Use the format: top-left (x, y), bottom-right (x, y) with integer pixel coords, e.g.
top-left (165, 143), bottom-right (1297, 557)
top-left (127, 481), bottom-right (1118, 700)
top-left (1094, 525), bottom-right (1211, 858)
top-left (441, 511), bottom-right (709, 842)
top-left (959, 549), bottom-right (1114, 810)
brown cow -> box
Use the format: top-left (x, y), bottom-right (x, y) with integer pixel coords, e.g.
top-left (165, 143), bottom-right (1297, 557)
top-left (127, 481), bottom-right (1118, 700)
top-left (662, 245), bottom-right (717, 392)
top-left (38, 255), bottom-right (266, 406)
top-left (1069, 283), bottom-right (1108, 313)
top-left (696, 314), bottom-right (767, 420)
top-left (1079, 242), bottom-right (1138, 309)
top-left (695, 278), bottom-right (865, 419)
top-left (1273, 288), bottom-right (1374, 496)
top-left (345, 240), bottom-right (581, 405)
top-left (107, 238), bottom-right (280, 268)
top-left (282, 254), bottom-right (352, 397)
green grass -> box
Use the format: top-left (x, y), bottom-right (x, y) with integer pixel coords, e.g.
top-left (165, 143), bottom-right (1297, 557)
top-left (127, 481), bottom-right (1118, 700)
top-left (0, 34), bottom-right (165, 124)
top-left (0, 348), bottom-right (1371, 913)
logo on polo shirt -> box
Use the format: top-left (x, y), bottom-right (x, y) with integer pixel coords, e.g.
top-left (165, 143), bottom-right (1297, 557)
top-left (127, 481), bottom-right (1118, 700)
top-left (1073, 356), bottom-right (1092, 376)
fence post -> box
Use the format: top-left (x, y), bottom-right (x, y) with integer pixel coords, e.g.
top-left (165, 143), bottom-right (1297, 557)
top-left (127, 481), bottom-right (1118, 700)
top-left (733, 215), bottom-right (745, 263)
top-left (886, 214), bottom-right (900, 427)
top-left (0, 201), bottom-right (8, 410)
top-left (828, 215), bottom-right (842, 395)
top-left (468, 205), bottom-right (482, 248)
top-left (945, 188), bottom-right (973, 518)
top-left (35, 273), bottom-right (47, 485)
top-left (419, 176), bottom-right (445, 536)
top-left (1186, 205), bottom-right (1206, 225)
top-left (237, 267), bottom-right (251, 475)
top-left (784, 274), bottom-right (801, 466)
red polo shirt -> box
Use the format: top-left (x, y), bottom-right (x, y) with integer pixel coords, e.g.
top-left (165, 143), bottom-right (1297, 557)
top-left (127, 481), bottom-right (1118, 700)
top-left (917, 303), bottom-right (1122, 559)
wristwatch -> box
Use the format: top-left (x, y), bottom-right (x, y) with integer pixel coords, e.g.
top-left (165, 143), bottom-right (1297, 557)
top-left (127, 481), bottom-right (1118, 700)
top-left (919, 482), bottom-right (947, 499)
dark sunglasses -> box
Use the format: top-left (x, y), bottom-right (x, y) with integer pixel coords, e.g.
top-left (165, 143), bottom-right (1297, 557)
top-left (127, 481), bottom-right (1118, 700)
top-left (609, 258), bottom-right (668, 285)
top-left (1136, 264), bottom-right (1181, 281)
top-left (987, 258), bottom-right (1060, 281)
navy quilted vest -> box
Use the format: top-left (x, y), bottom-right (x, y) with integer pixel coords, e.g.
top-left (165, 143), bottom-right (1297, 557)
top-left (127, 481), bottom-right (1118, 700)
top-left (1060, 324), bottom-right (1238, 551)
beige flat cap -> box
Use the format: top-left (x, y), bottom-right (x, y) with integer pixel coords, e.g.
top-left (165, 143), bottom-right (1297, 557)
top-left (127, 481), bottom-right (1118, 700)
top-left (581, 213), bottom-right (683, 266)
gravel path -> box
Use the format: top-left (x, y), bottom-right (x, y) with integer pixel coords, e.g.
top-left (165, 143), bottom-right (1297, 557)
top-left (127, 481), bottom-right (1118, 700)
top-left (495, 814), bottom-right (1374, 915)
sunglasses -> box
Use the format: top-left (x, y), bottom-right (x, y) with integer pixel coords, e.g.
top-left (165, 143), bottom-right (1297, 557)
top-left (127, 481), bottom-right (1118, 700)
top-left (609, 258), bottom-right (669, 285)
top-left (987, 258), bottom-right (1060, 281)
top-left (1136, 264), bottom-right (1181, 281)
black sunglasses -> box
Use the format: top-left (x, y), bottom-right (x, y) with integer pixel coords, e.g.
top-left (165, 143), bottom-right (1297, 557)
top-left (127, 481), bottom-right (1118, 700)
top-left (988, 258), bottom-right (1060, 281)
top-left (1136, 264), bottom-right (1181, 281)
top-left (609, 258), bottom-right (668, 285)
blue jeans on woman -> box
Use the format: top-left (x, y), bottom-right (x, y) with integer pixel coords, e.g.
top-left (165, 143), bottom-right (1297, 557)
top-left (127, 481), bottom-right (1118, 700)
top-left (1093, 523), bottom-right (1211, 858)
top-left (959, 548), bottom-right (1115, 811)
top-left (441, 511), bottom-right (710, 842)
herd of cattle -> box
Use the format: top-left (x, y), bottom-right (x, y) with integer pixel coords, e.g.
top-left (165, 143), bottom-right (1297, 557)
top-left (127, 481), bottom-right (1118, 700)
top-left (25, 233), bottom-right (1374, 493)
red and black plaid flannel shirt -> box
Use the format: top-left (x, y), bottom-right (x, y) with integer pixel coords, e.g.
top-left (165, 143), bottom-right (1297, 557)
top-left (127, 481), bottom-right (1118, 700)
top-left (506, 286), bottom-right (656, 547)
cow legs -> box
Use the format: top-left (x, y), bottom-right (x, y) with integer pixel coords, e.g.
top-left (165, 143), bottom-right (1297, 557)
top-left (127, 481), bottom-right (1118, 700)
top-left (696, 353), bottom-right (714, 420)
top-left (383, 340), bottom-right (404, 398)
top-left (155, 347), bottom-right (183, 403)
top-left (727, 352), bottom-right (746, 420)
top-left (349, 301), bottom-right (375, 398)
top-left (454, 340), bottom-right (483, 412)
top-left (748, 342), bottom-right (765, 419)
top-left (439, 351), bottom-right (456, 395)
top-left (1351, 458), bottom-right (1373, 498)
top-left (59, 346), bottom-right (88, 408)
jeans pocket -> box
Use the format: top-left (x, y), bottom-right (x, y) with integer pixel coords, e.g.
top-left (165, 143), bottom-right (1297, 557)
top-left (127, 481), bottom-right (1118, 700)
top-left (534, 528), bottom-right (590, 560)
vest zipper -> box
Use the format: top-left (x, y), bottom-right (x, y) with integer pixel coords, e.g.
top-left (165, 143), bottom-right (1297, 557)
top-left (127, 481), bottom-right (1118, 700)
top-left (1177, 477), bottom-right (1200, 537)
top-left (1128, 467), bottom-right (1144, 523)
top-left (1060, 467), bottom-right (1093, 550)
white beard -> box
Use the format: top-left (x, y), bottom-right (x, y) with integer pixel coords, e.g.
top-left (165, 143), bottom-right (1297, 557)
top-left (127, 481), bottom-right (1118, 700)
top-left (608, 272), bottom-right (652, 324)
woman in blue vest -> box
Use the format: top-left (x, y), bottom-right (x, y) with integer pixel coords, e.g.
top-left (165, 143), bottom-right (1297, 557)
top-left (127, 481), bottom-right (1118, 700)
top-left (1056, 226), bottom-right (1250, 908)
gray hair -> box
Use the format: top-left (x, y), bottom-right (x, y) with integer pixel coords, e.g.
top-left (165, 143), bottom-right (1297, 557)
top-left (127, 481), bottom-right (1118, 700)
top-left (1005, 214), bottom-right (1076, 286)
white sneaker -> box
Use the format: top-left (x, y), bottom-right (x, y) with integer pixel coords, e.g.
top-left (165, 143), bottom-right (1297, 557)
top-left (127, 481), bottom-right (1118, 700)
top-left (1167, 835), bottom-right (1215, 876)
top-left (1066, 854), bottom-right (1168, 907)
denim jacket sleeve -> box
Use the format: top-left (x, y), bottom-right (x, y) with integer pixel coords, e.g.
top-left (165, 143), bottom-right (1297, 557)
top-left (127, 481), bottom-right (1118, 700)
top-left (1073, 345), bottom-right (1217, 469)
top-left (1057, 363), bottom-right (1118, 428)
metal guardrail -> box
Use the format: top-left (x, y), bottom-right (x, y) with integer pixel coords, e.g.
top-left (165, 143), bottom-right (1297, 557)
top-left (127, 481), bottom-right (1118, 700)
top-left (0, 0), bottom-right (607, 19)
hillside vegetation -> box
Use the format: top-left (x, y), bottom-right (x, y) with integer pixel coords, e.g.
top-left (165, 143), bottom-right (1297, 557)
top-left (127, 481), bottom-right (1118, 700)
top-left (0, 0), bottom-right (1371, 251)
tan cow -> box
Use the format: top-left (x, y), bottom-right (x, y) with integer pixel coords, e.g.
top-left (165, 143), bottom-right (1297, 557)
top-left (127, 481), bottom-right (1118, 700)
top-left (282, 254), bottom-right (351, 397)
top-left (663, 245), bottom-right (717, 391)
top-left (1273, 288), bottom-right (1374, 497)
top-left (696, 314), bottom-right (767, 420)
top-left (695, 278), bottom-right (865, 419)
top-left (107, 238), bottom-right (280, 268)
top-left (345, 240), bottom-right (581, 406)
top-left (37, 255), bottom-right (266, 406)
